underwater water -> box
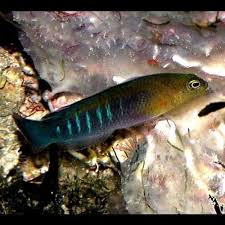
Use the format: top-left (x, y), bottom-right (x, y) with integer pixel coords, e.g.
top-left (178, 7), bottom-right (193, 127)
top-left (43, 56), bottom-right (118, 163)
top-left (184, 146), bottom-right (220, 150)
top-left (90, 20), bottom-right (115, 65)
top-left (1, 11), bottom-right (225, 214)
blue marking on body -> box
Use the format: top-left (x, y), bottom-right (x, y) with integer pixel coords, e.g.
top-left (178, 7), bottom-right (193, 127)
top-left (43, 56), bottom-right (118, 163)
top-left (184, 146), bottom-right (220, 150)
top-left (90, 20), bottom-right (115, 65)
top-left (67, 119), bottom-right (72, 136)
top-left (75, 113), bottom-right (81, 133)
top-left (96, 106), bottom-right (103, 128)
top-left (105, 103), bottom-right (113, 121)
top-left (119, 98), bottom-right (123, 116)
top-left (56, 125), bottom-right (61, 136)
top-left (85, 111), bottom-right (91, 133)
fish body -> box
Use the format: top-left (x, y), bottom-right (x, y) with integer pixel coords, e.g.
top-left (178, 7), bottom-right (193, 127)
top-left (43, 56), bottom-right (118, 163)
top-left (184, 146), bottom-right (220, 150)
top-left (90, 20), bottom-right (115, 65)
top-left (13, 73), bottom-right (208, 153)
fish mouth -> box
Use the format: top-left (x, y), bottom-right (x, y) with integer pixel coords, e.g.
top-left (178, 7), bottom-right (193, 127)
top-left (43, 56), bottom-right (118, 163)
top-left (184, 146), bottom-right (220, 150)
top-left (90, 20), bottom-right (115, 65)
top-left (205, 85), bottom-right (213, 93)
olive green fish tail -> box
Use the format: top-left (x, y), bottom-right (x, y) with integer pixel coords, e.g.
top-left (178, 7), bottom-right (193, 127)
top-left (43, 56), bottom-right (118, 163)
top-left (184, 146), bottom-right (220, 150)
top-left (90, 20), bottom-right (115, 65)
top-left (13, 113), bottom-right (51, 153)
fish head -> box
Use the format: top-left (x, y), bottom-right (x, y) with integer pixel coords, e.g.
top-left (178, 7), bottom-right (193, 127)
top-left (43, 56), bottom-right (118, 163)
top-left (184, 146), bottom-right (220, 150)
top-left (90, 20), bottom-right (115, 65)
top-left (165, 73), bottom-right (208, 113)
top-left (145, 73), bottom-right (209, 116)
top-left (172, 73), bottom-right (208, 98)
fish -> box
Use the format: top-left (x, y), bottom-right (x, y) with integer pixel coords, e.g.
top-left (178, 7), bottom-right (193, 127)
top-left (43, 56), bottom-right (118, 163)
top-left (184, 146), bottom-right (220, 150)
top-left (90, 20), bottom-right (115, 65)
top-left (13, 73), bottom-right (208, 154)
top-left (198, 101), bottom-right (225, 117)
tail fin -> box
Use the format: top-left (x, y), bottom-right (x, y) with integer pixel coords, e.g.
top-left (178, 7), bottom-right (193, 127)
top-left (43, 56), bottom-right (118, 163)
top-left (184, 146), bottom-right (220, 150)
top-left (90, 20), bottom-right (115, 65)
top-left (13, 113), bottom-right (51, 154)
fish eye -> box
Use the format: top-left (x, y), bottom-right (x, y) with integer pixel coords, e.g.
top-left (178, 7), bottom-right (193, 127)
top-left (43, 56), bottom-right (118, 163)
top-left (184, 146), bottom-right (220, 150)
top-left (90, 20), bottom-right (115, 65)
top-left (188, 79), bottom-right (201, 90)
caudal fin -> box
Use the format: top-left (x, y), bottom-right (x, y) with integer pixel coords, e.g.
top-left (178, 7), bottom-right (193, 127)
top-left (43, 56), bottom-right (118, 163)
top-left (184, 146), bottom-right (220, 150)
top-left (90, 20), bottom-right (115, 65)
top-left (13, 113), bottom-right (51, 153)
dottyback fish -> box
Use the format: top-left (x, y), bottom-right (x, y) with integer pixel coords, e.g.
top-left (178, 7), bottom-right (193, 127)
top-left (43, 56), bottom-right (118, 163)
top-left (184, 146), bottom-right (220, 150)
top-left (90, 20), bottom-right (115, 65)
top-left (13, 73), bottom-right (208, 153)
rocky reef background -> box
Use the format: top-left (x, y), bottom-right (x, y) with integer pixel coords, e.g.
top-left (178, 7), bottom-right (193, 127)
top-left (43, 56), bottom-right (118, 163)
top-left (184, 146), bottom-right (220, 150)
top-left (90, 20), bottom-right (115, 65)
top-left (0, 45), bottom-right (126, 214)
top-left (1, 11), bottom-right (225, 214)
top-left (0, 12), bottom-right (127, 214)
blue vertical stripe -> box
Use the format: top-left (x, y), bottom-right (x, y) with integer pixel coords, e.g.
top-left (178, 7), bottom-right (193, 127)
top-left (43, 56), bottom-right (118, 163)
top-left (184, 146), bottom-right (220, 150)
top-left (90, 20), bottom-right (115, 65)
top-left (56, 125), bottom-right (61, 136)
top-left (105, 103), bottom-right (113, 121)
top-left (96, 106), bottom-right (103, 128)
top-left (67, 119), bottom-right (72, 136)
top-left (75, 113), bottom-right (81, 133)
top-left (85, 112), bottom-right (91, 133)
